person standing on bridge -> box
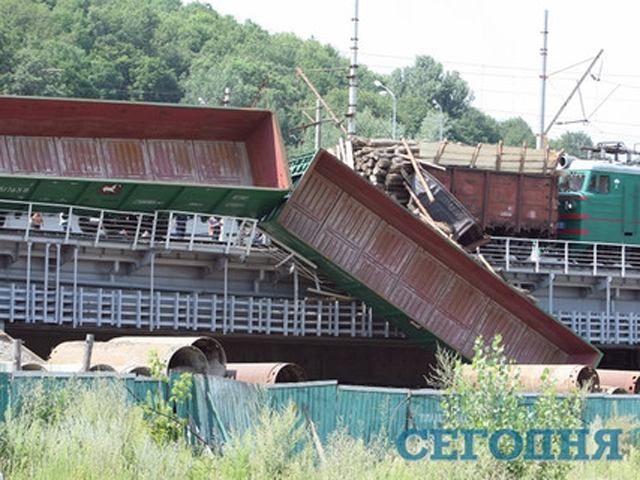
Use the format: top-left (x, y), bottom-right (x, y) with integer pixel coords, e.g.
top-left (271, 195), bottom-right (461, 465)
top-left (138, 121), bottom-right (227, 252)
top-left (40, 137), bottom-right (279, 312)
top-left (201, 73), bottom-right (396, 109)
top-left (30, 212), bottom-right (43, 230)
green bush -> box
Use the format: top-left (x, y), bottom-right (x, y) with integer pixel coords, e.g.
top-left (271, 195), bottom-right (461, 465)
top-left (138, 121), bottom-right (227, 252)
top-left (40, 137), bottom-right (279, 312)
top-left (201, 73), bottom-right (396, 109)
top-left (142, 351), bottom-right (194, 445)
top-left (436, 335), bottom-right (586, 480)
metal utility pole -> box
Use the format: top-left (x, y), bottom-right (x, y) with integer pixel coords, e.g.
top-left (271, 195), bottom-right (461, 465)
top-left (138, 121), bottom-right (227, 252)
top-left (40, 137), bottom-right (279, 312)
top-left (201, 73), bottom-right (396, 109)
top-left (433, 99), bottom-right (444, 141)
top-left (347, 0), bottom-right (359, 137)
top-left (374, 80), bottom-right (397, 139)
top-left (314, 99), bottom-right (322, 150)
top-left (544, 49), bottom-right (604, 138)
top-left (538, 10), bottom-right (549, 149)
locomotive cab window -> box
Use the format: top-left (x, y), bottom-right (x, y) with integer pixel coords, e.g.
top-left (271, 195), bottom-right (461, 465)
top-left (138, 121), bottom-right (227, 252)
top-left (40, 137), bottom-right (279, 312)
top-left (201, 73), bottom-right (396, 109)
top-left (559, 172), bottom-right (585, 192)
top-left (588, 174), bottom-right (610, 194)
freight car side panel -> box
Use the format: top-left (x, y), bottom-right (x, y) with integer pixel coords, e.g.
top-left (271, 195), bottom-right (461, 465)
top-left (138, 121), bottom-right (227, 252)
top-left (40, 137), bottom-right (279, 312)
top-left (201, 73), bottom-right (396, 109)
top-left (0, 96), bottom-right (290, 217)
top-left (263, 151), bottom-right (600, 365)
top-left (426, 166), bottom-right (557, 236)
top-left (519, 175), bottom-right (558, 233)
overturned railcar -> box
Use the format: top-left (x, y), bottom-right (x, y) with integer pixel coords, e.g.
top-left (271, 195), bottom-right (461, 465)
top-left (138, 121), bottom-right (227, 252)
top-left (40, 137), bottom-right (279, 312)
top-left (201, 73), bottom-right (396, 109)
top-left (262, 150), bottom-right (600, 366)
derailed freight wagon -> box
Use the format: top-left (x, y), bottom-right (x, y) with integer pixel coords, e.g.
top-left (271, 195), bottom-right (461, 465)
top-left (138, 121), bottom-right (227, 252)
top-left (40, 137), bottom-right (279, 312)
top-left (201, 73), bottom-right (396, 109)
top-left (0, 96), bottom-right (290, 218)
top-left (262, 150), bottom-right (600, 366)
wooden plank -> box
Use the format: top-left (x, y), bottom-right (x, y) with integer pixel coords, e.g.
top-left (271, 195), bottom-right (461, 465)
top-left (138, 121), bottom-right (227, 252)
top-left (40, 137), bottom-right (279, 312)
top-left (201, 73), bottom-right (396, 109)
top-left (404, 182), bottom-right (435, 225)
top-left (519, 141), bottom-right (527, 174)
top-left (495, 140), bottom-right (504, 171)
top-left (434, 140), bottom-right (449, 164)
top-left (296, 67), bottom-right (348, 135)
top-left (470, 143), bottom-right (482, 168)
top-left (419, 141), bottom-right (557, 174)
top-left (397, 153), bottom-right (446, 171)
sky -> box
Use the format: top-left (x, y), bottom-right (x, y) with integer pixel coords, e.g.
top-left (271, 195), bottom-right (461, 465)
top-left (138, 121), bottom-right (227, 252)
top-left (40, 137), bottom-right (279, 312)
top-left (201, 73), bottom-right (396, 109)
top-left (202, 0), bottom-right (640, 147)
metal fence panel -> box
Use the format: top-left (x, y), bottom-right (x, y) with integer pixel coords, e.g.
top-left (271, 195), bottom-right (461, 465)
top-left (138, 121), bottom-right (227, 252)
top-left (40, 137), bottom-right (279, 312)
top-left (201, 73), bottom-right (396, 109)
top-left (583, 395), bottom-right (640, 425)
top-left (4, 373), bottom-right (640, 449)
top-left (267, 381), bottom-right (338, 443)
top-left (336, 385), bottom-right (409, 444)
top-left (190, 375), bottom-right (264, 445)
top-left (0, 373), bottom-right (8, 421)
top-left (407, 389), bottom-right (444, 430)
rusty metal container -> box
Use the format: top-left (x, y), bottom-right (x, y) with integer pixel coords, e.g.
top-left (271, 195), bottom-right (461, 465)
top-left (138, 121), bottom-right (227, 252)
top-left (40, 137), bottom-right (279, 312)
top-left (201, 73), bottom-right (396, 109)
top-left (262, 150), bottom-right (600, 365)
top-left (0, 96), bottom-right (290, 217)
top-left (48, 342), bottom-right (209, 374)
top-left (226, 362), bottom-right (307, 384)
top-left (426, 166), bottom-right (558, 237)
top-left (596, 369), bottom-right (640, 394)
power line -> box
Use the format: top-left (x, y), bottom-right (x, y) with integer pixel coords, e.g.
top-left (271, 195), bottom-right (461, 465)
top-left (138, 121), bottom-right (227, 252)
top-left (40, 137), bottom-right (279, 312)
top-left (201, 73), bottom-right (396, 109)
top-left (547, 56), bottom-right (594, 77)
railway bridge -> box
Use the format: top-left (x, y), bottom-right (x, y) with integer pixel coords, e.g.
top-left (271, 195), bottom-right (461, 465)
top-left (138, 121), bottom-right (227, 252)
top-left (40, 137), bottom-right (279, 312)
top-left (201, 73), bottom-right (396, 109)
top-left (3, 200), bottom-right (639, 371)
top-left (0, 200), bottom-right (435, 386)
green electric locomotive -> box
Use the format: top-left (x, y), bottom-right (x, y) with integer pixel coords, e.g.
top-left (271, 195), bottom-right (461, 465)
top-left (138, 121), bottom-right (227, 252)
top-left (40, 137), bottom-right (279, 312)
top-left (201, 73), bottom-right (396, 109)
top-left (558, 143), bottom-right (640, 244)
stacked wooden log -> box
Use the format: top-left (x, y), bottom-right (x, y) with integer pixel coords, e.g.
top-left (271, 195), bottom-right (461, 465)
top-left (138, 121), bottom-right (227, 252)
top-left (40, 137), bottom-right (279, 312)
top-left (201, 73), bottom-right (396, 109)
top-left (351, 137), bottom-right (419, 206)
top-left (344, 136), bottom-right (490, 253)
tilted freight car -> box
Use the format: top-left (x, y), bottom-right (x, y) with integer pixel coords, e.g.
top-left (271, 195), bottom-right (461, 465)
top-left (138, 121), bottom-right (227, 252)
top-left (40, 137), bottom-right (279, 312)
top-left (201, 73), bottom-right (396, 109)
top-left (0, 96), bottom-right (290, 218)
top-left (262, 150), bottom-right (601, 365)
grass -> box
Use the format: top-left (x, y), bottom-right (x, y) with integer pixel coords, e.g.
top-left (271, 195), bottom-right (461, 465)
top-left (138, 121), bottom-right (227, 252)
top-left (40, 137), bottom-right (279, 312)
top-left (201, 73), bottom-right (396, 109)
top-left (0, 381), bottom-right (215, 480)
top-left (1, 382), bottom-right (640, 479)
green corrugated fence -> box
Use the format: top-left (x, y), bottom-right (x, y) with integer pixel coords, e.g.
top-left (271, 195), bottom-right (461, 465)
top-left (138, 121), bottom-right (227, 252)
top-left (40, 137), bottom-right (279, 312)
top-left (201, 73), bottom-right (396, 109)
top-left (268, 380), bottom-right (337, 443)
top-left (336, 385), bottom-right (410, 443)
top-left (3, 372), bottom-right (640, 449)
top-left (266, 384), bottom-right (640, 445)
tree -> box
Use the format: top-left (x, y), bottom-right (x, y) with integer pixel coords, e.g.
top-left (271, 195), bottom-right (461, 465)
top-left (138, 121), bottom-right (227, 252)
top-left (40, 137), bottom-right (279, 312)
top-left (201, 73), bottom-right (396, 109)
top-left (550, 131), bottom-right (593, 157)
top-left (417, 110), bottom-right (449, 142)
top-left (8, 40), bottom-right (94, 97)
top-left (389, 55), bottom-right (472, 137)
top-left (128, 55), bottom-right (181, 102)
top-left (450, 107), bottom-right (500, 145)
top-left (0, 0), bottom-right (509, 150)
top-left (498, 117), bottom-right (536, 147)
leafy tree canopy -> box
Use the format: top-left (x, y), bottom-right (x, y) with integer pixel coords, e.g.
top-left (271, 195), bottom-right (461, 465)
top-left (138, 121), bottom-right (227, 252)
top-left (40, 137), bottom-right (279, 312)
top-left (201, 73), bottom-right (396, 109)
top-left (0, 0), bottom-right (535, 150)
top-left (450, 107), bottom-right (500, 145)
top-left (550, 131), bottom-right (593, 157)
top-left (498, 117), bottom-right (536, 147)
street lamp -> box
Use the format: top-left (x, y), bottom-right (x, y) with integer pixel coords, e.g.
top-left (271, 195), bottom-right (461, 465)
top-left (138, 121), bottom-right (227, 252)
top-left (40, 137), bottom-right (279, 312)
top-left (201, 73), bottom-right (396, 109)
top-left (374, 80), bottom-right (397, 140)
top-left (432, 99), bottom-right (444, 141)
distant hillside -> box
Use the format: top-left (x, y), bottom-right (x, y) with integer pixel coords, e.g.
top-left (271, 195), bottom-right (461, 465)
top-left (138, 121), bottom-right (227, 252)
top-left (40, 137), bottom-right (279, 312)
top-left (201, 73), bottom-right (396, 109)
top-left (0, 0), bottom-right (542, 151)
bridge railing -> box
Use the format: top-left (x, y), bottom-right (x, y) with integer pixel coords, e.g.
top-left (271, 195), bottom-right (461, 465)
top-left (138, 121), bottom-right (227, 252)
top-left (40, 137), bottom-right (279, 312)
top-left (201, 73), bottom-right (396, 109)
top-left (0, 282), bottom-right (402, 339)
top-left (479, 236), bottom-right (640, 278)
top-left (556, 310), bottom-right (640, 345)
top-left (0, 200), bottom-right (266, 256)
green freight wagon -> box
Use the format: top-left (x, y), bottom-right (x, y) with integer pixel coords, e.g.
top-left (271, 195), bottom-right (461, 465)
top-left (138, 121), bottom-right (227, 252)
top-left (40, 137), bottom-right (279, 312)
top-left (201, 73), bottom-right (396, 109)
top-left (0, 96), bottom-right (291, 218)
